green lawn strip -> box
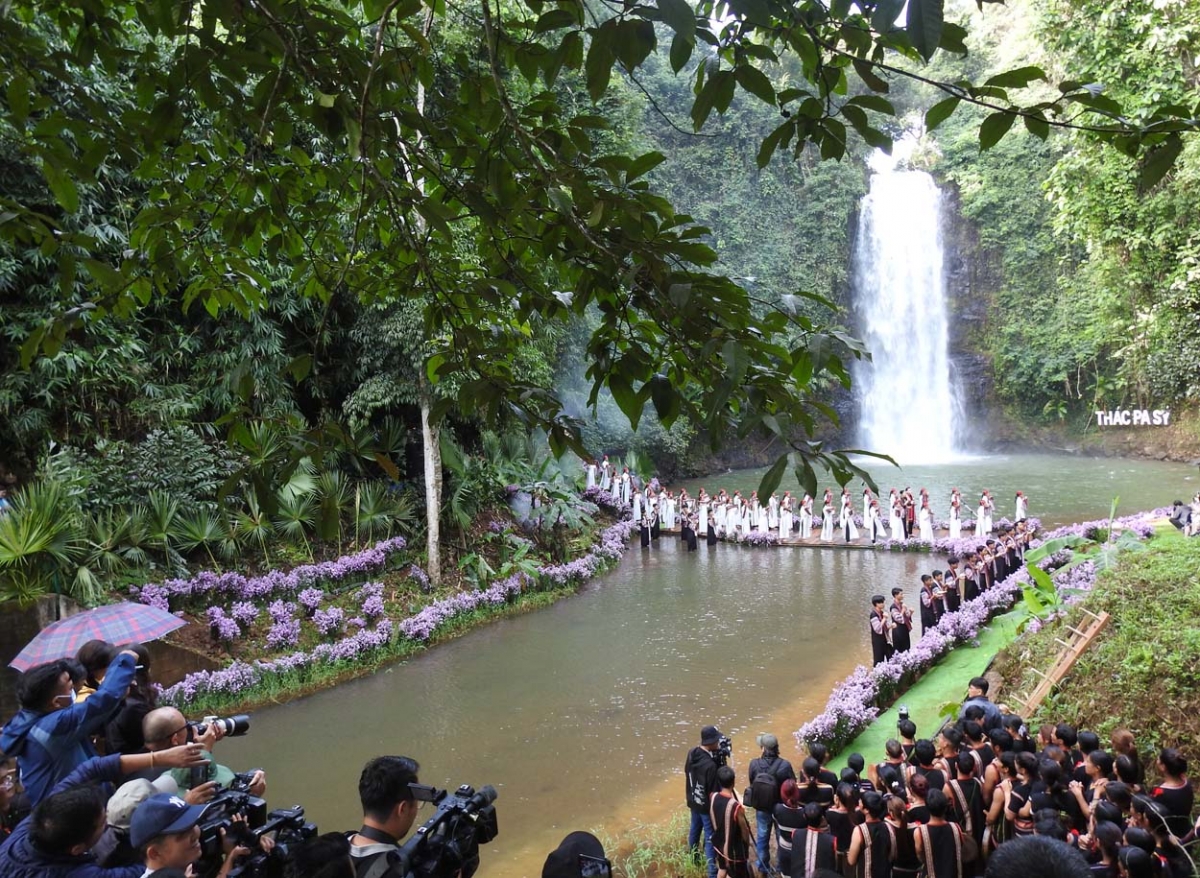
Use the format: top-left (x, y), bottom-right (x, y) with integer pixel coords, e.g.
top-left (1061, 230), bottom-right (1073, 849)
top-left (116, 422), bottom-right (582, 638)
top-left (829, 611), bottom-right (1022, 772)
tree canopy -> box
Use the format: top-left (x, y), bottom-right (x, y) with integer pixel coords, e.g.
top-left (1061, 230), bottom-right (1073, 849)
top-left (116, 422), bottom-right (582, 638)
top-left (2, 0), bottom-right (1196, 497)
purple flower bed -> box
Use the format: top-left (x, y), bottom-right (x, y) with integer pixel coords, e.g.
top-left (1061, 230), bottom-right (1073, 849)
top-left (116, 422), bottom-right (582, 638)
top-left (133, 535), bottom-right (408, 610)
top-left (159, 515), bottom-right (637, 711)
top-left (795, 509), bottom-right (1163, 755)
top-left (877, 518), bottom-right (1043, 554)
top-left (738, 530), bottom-right (781, 547)
top-left (538, 519), bottom-right (637, 585)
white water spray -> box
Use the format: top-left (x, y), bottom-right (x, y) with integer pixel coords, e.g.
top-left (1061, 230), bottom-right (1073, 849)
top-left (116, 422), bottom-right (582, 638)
top-left (853, 150), bottom-right (961, 463)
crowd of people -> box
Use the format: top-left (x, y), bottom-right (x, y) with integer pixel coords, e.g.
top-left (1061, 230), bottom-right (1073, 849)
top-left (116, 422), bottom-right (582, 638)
top-left (867, 523), bottom-right (1035, 665)
top-left (586, 457), bottom-right (1030, 549)
top-left (685, 680), bottom-right (1198, 878)
top-left (0, 643), bottom-right (611, 878)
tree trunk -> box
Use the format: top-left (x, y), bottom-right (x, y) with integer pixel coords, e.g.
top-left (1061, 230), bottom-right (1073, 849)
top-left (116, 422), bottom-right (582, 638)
top-left (419, 379), bottom-right (442, 586)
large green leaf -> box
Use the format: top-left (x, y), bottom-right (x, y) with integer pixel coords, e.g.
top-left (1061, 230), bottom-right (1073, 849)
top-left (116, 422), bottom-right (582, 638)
top-left (905, 0), bottom-right (944, 61)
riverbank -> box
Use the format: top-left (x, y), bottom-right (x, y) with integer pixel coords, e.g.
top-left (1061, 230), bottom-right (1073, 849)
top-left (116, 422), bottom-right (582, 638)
top-left (138, 496), bottom-right (638, 715)
top-left (991, 524), bottom-right (1200, 752)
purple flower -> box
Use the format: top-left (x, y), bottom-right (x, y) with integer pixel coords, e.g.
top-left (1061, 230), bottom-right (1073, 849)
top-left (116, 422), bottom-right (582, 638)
top-left (298, 588), bottom-right (324, 613)
top-left (313, 607), bottom-right (345, 637)
top-left (230, 602), bottom-right (259, 626)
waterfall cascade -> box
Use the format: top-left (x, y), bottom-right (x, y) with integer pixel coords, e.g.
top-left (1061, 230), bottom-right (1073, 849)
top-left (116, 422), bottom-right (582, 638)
top-left (852, 151), bottom-right (962, 464)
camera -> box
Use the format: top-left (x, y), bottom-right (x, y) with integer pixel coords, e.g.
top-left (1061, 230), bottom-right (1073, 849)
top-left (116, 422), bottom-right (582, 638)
top-left (716, 735), bottom-right (733, 766)
top-left (383, 782), bottom-right (500, 878)
top-left (193, 781), bottom-right (316, 878)
top-left (190, 714), bottom-right (251, 739)
top-left (897, 705), bottom-right (910, 727)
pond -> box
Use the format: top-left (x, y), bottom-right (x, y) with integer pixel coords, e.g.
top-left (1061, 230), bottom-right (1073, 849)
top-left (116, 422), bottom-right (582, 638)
top-left (221, 454), bottom-right (1196, 877)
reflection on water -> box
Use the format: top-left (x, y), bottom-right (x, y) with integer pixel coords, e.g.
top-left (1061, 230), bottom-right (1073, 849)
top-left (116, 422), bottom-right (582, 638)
top-left (222, 455), bottom-right (1195, 877)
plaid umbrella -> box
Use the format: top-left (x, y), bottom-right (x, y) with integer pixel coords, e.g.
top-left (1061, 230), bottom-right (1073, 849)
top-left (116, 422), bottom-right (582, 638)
top-left (9, 602), bottom-right (187, 672)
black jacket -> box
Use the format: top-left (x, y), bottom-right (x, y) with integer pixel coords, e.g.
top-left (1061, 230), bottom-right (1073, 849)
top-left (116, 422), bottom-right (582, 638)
top-left (748, 754), bottom-right (796, 787)
top-left (685, 747), bottom-right (721, 812)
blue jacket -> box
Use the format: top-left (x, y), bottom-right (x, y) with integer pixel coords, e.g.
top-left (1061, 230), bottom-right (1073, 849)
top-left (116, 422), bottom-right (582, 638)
top-left (0, 654), bottom-right (137, 805)
top-left (0, 755), bottom-right (142, 878)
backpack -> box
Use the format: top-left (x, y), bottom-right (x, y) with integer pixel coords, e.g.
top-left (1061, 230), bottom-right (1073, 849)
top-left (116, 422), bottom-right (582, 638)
top-left (745, 760), bottom-right (784, 811)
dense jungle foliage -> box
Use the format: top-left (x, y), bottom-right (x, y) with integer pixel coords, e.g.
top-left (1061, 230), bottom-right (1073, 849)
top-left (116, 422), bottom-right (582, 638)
top-left (1, 0), bottom-right (1196, 604)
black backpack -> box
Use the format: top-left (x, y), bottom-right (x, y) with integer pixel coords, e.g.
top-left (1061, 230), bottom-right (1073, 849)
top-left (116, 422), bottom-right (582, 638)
top-left (746, 761), bottom-right (784, 811)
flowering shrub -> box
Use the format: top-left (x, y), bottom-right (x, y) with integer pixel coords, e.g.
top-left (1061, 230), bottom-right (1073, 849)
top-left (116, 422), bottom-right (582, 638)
top-left (408, 565), bottom-right (431, 593)
top-left (160, 619), bottom-right (396, 706)
top-left (230, 602), bottom-right (259, 626)
top-left (737, 530), bottom-right (780, 547)
top-left (206, 607), bottom-right (241, 643)
top-left (398, 573), bottom-right (530, 640)
top-left (265, 618), bottom-right (302, 650)
top-left (133, 535), bottom-right (408, 611)
top-left (313, 607), bottom-right (345, 637)
top-left (878, 519), bottom-right (1043, 555)
top-left (538, 519), bottom-right (636, 585)
top-left (298, 588), bottom-right (324, 614)
top-left (795, 509), bottom-right (1163, 755)
top-left (268, 600), bottom-right (296, 625)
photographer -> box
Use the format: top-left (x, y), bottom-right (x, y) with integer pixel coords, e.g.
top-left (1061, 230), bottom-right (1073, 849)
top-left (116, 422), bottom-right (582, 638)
top-left (0, 650), bottom-right (139, 805)
top-left (141, 708), bottom-right (265, 803)
top-left (684, 725), bottom-right (726, 878)
top-left (130, 793), bottom-right (258, 878)
top-left (349, 755), bottom-right (421, 878)
top-left (0, 744), bottom-right (206, 877)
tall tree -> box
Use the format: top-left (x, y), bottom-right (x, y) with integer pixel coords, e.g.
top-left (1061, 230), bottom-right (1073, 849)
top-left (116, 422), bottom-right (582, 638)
top-left (1, 0), bottom-right (1195, 498)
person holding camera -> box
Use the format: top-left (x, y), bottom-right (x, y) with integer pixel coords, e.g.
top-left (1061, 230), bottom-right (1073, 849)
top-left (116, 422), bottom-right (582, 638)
top-left (349, 755), bottom-right (422, 878)
top-left (0, 743), bottom-right (206, 878)
top-left (0, 650), bottom-right (140, 806)
top-left (131, 792), bottom-right (255, 878)
top-left (747, 734), bottom-right (794, 876)
top-left (141, 708), bottom-right (266, 802)
top-left (685, 725), bottom-right (727, 878)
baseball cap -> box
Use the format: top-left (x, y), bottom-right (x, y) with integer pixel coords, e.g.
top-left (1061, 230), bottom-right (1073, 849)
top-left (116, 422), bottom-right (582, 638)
top-left (108, 775), bottom-right (180, 830)
top-left (701, 725), bottom-right (721, 746)
top-left (542, 831), bottom-right (607, 878)
top-left (130, 793), bottom-right (208, 848)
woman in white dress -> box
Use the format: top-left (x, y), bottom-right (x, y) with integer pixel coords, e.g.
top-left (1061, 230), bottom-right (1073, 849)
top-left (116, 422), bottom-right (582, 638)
top-left (698, 499), bottom-right (709, 538)
top-left (599, 456), bottom-right (611, 492)
top-left (767, 494), bottom-right (779, 531)
top-left (982, 490), bottom-right (994, 533)
top-left (800, 494), bottom-right (813, 539)
top-left (889, 495), bottom-right (904, 540)
top-left (862, 486), bottom-right (873, 521)
top-left (918, 500), bottom-right (934, 542)
top-left (779, 495), bottom-right (793, 540)
top-left (632, 489), bottom-right (642, 523)
top-left (975, 492), bottom-right (988, 537)
top-left (839, 494), bottom-right (859, 541)
top-left (867, 500), bottom-right (883, 544)
top-left (949, 492), bottom-right (962, 539)
top-left (819, 500), bottom-right (836, 541)
top-left (619, 468), bottom-right (631, 505)
top-left (1014, 491), bottom-right (1028, 522)
top-left (586, 460), bottom-right (597, 489)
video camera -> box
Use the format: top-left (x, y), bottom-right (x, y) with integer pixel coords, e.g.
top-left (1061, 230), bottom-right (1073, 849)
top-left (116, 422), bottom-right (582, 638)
top-left (383, 782), bottom-right (499, 878)
top-left (194, 771), bottom-right (316, 878)
top-left (715, 735), bottom-right (733, 767)
top-left (189, 714), bottom-right (251, 739)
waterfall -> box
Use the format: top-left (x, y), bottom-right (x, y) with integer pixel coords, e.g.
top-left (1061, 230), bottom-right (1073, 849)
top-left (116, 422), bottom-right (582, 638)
top-left (852, 151), bottom-right (961, 464)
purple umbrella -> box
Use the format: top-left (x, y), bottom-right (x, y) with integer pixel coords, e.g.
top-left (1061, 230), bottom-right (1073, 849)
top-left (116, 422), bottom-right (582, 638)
top-left (9, 602), bottom-right (187, 672)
